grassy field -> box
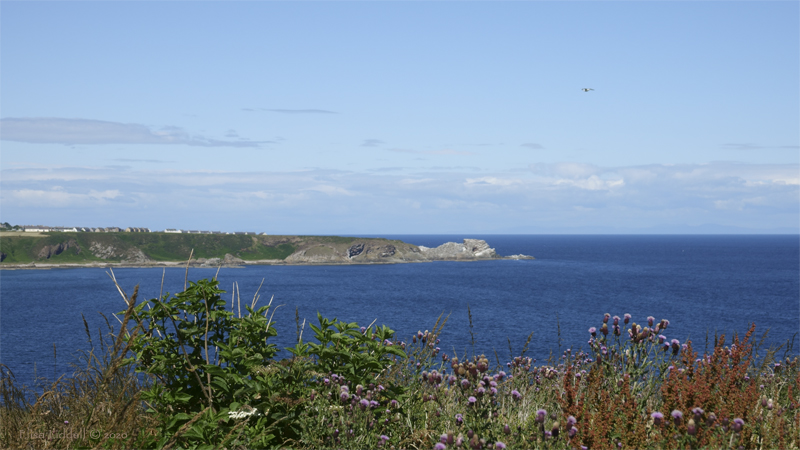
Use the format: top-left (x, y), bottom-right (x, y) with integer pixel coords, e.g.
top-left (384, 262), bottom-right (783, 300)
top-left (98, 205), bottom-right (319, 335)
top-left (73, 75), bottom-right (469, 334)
top-left (1, 276), bottom-right (797, 450)
top-left (0, 232), bottom-right (299, 264)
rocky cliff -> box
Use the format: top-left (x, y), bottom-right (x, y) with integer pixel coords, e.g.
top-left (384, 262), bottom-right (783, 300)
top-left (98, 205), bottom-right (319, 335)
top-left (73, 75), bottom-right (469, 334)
top-left (0, 233), bottom-right (533, 267)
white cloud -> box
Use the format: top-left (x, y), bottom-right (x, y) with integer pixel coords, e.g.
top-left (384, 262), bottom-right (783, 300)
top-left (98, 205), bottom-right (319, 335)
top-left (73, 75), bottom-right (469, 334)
top-left (1, 162), bottom-right (797, 233)
top-left (0, 117), bottom-right (270, 147)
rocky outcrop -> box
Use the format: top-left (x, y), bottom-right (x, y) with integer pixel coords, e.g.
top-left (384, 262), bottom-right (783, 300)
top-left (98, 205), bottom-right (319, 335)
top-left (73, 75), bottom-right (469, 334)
top-left (417, 239), bottom-right (499, 260)
top-left (38, 239), bottom-right (80, 259)
top-left (223, 253), bottom-right (244, 264)
top-left (0, 252), bottom-right (6, 262)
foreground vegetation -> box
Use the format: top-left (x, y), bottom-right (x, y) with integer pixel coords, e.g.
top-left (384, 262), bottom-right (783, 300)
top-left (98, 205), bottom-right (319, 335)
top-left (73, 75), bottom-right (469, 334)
top-left (1, 275), bottom-right (798, 449)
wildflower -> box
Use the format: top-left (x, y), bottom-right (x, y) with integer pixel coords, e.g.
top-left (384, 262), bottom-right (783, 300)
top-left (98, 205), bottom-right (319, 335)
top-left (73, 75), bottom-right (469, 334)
top-left (613, 325), bottom-right (620, 336)
top-left (468, 396), bottom-right (477, 405)
top-left (603, 313), bottom-right (610, 323)
top-left (733, 418), bottom-right (744, 432)
top-left (601, 323), bottom-right (609, 336)
top-left (390, 399), bottom-right (399, 408)
top-left (692, 407), bottom-right (704, 419)
top-left (441, 434), bottom-right (449, 443)
top-left (64, 421), bottom-right (69, 425)
top-left (359, 399), bottom-right (369, 410)
top-left (461, 379), bottom-right (471, 389)
top-left (671, 410), bottom-right (683, 426)
top-left (566, 415), bottom-right (577, 427)
top-left (687, 419), bottom-right (697, 435)
top-left (569, 427), bottom-right (578, 438)
top-left (497, 371), bottom-right (506, 380)
top-left (340, 392), bottom-right (350, 402)
top-left (360, 326), bottom-right (366, 334)
top-left (589, 327), bottom-right (597, 337)
top-left (489, 387), bottom-right (497, 396)
top-left (658, 335), bottom-right (666, 344)
top-left (384, 339), bottom-right (393, 346)
top-left (503, 424), bottom-right (510, 435)
top-left (511, 389), bottom-right (522, 400)
top-left (613, 315), bottom-right (620, 326)
top-left (456, 413), bottom-right (464, 424)
top-left (647, 316), bottom-right (655, 327)
top-left (651, 412), bottom-right (664, 425)
top-left (370, 400), bottom-right (379, 409)
top-left (475, 387), bottom-right (485, 397)
top-left (671, 339), bottom-right (680, 355)
top-left (624, 313), bottom-right (631, 324)
top-left (662, 342), bottom-right (670, 351)
top-left (536, 409), bottom-right (546, 423)
top-left (551, 422), bottom-right (560, 438)
top-left (706, 412), bottom-right (717, 426)
top-left (434, 443), bottom-right (446, 450)
top-left (323, 378), bottom-right (330, 386)
top-left (356, 384), bottom-right (364, 395)
top-left (495, 442), bottom-right (507, 449)
top-left (761, 395), bottom-right (768, 407)
top-left (661, 319), bottom-right (670, 330)
top-left (767, 399), bottom-right (774, 410)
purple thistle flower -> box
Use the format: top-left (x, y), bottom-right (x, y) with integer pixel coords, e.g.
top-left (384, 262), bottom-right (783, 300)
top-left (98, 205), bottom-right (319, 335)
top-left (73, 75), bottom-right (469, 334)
top-left (323, 378), bottom-right (330, 386)
top-left (475, 387), bottom-right (485, 397)
top-left (503, 424), bottom-right (511, 435)
top-left (663, 342), bottom-right (670, 351)
top-left (706, 412), bottom-right (717, 426)
top-left (651, 412), bottom-right (664, 425)
top-left (489, 387), bottom-right (497, 396)
top-left (370, 400), bottom-right (379, 409)
top-left (441, 434), bottom-right (448, 443)
top-left (567, 415), bottom-right (577, 426)
top-left (624, 313), bottom-right (631, 324)
top-left (661, 319), bottom-right (670, 330)
top-left (612, 315), bottom-right (620, 326)
top-left (461, 379), bottom-right (471, 389)
top-left (360, 326), bottom-right (366, 334)
top-left (536, 409), bottom-right (547, 423)
top-left (692, 407), bottom-right (704, 419)
top-left (468, 396), bottom-right (477, 405)
top-left (495, 442), bottom-right (507, 449)
top-left (671, 410), bottom-right (683, 426)
top-left (603, 313), bottom-right (610, 323)
top-left (455, 413), bottom-right (464, 424)
top-left (340, 392), bottom-right (350, 402)
top-left (647, 316), bottom-right (655, 327)
top-left (733, 418), bottom-right (744, 432)
top-left (569, 427), bottom-right (577, 438)
top-left (360, 399), bottom-right (369, 410)
top-left (497, 371), bottom-right (506, 380)
top-left (511, 389), bottom-right (522, 400)
top-left (589, 327), bottom-right (597, 337)
top-left (687, 419), bottom-right (697, 436)
top-left (390, 399), bottom-right (398, 408)
top-left (434, 443), bottom-right (446, 450)
top-left (671, 339), bottom-right (681, 355)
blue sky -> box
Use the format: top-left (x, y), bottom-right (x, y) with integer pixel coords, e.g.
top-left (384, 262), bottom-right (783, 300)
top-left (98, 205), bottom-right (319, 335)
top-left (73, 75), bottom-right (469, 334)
top-left (1, 1), bottom-right (798, 234)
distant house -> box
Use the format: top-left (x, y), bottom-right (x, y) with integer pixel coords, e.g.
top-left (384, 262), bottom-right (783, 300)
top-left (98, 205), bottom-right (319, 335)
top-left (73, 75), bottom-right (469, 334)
top-left (259, 232), bottom-right (268, 235)
top-left (187, 230), bottom-right (201, 234)
top-left (125, 227), bottom-right (150, 232)
top-left (164, 229), bottom-right (183, 234)
top-left (23, 225), bottom-right (50, 232)
top-left (106, 227), bottom-right (121, 233)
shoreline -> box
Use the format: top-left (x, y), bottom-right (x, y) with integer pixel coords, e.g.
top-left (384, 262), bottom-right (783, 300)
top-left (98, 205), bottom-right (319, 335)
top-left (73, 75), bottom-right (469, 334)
top-left (0, 256), bottom-right (534, 270)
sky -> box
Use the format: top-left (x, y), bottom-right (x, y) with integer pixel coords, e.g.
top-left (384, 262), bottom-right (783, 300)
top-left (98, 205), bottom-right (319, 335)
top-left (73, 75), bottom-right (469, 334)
top-left (1, 1), bottom-right (798, 234)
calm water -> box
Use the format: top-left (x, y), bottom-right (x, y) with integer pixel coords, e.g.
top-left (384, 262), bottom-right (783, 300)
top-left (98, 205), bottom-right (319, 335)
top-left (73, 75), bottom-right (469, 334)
top-left (1, 235), bottom-right (798, 386)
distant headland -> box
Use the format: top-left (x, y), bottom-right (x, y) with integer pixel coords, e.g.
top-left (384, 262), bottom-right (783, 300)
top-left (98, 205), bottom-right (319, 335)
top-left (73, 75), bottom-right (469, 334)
top-left (0, 223), bottom-right (533, 268)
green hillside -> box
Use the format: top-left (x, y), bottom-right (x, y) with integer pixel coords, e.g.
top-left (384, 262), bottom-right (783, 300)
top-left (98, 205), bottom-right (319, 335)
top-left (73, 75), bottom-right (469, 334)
top-left (0, 232), bottom-right (298, 264)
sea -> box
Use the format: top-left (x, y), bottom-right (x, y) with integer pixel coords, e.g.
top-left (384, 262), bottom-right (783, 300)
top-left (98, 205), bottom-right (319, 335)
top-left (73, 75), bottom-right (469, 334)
top-left (1, 235), bottom-right (798, 387)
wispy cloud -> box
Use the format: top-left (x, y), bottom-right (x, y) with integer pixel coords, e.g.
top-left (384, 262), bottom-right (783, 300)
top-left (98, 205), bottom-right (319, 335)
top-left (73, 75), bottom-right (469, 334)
top-left (2, 162), bottom-right (796, 233)
top-left (721, 143), bottom-right (800, 150)
top-left (242, 108), bottom-right (337, 114)
top-left (0, 118), bottom-right (271, 148)
top-left (113, 159), bottom-right (174, 164)
top-left (521, 143), bottom-right (545, 150)
top-left (361, 139), bottom-right (384, 147)
top-left (388, 148), bottom-right (476, 156)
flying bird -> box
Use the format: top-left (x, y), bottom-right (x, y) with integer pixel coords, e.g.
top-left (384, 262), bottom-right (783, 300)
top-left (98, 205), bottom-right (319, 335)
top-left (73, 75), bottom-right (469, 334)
top-left (581, 88), bottom-right (594, 92)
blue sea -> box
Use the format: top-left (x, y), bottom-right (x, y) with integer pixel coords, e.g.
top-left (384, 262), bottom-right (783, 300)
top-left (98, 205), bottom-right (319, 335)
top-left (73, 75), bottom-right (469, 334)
top-left (1, 235), bottom-right (798, 387)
